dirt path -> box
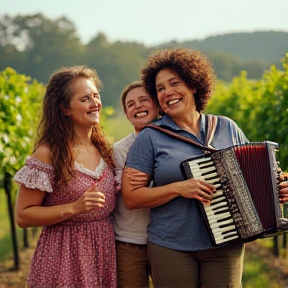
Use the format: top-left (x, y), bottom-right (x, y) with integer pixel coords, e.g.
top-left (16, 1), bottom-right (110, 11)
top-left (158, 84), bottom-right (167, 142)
top-left (0, 246), bottom-right (34, 288)
top-left (245, 241), bottom-right (288, 287)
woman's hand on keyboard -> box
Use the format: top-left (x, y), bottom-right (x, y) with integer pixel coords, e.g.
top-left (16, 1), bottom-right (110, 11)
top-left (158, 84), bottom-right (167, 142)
top-left (176, 178), bottom-right (216, 204)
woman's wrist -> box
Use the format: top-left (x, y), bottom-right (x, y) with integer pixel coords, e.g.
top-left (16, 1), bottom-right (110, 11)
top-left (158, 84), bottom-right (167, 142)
top-left (59, 204), bottom-right (74, 219)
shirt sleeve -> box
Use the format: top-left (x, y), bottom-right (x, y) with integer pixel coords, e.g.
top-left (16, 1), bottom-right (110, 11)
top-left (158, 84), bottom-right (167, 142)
top-left (14, 157), bottom-right (54, 193)
top-left (218, 115), bottom-right (249, 145)
top-left (113, 143), bottom-right (128, 186)
top-left (125, 129), bottom-right (155, 175)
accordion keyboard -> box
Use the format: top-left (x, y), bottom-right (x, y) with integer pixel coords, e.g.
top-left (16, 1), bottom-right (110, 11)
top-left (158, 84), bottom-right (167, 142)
top-left (188, 157), bottom-right (239, 245)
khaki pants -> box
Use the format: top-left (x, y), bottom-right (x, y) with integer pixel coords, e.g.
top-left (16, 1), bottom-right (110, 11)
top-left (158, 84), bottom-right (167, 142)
top-left (148, 241), bottom-right (244, 288)
top-left (116, 241), bottom-right (150, 288)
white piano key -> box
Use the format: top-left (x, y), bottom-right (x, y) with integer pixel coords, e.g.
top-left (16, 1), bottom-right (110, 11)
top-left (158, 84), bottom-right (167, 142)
top-left (210, 219), bottom-right (234, 229)
top-left (213, 225), bottom-right (236, 236)
top-left (210, 196), bottom-right (226, 204)
top-left (205, 205), bottom-right (228, 215)
top-left (206, 212), bottom-right (232, 224)
top-left (215, 231), bottom-right (238, 241)
top-left (215, 235), bottom-right (239, 244)
top-left (191, 166), bottom-right (216, 176)
top-left (215, 233), bottom-right (238, 242)
top-left (190, 174), bottom-right (219, 183)
top-left (205, 201), bottom-right (227, 211)
top-left (204, 172), bottom-right (219, 179)
top-left (212, 190), bottom-right (224, 198)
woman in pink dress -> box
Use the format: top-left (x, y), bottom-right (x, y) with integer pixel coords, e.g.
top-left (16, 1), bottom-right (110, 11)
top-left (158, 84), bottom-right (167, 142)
top-left (14, 66), bottom-right (118, 288)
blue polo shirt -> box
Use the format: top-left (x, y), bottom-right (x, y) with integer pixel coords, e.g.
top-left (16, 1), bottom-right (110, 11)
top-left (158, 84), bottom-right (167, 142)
top-left (125, 114), bottom-right (249, 251)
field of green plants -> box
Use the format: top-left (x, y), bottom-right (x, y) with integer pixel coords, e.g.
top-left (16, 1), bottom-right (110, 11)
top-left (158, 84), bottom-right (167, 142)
top-left (0, 189), bottom-right (12, 261)
top-left (1, 54), bottom-right (288, 287)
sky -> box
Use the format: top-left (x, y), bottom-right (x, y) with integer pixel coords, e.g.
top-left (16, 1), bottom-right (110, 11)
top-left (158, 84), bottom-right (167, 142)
top-left (0, 0), bottom-right (288, 46)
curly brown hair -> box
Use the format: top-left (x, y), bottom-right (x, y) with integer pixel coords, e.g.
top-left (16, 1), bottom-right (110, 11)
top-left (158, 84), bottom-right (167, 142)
top-left (141, 48), bottom-right (215, 112)
top-left (35, 66), bottom-right (115, 189)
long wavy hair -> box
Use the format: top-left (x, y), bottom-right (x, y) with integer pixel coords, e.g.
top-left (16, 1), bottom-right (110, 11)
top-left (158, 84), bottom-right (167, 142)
top-left (35, 66), bottom-right (115, 189)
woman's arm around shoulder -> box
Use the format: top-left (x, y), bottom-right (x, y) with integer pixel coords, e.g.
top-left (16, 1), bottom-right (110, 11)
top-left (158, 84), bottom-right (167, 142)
top-left (121, 167), bottom-right (216, 209)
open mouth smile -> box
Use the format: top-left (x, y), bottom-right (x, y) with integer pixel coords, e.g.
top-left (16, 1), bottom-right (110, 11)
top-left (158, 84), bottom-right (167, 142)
top-left (167, 98), bottom-right (181, 106)
top-left (87, 110), bottom-right (99, 116)
top-left (134, 111), bottom-right (148, 118)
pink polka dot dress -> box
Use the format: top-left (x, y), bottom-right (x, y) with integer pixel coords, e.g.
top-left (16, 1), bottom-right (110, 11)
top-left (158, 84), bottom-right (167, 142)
top-left (14, 157), bottom-right (117, 288)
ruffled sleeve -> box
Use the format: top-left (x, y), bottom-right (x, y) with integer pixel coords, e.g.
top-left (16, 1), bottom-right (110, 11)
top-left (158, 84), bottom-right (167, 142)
top-left (14, 157), bottom-right (54, 193)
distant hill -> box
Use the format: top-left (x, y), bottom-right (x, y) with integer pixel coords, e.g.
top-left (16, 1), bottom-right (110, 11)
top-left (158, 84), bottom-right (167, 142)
top-left (155, 31), bottom-right (288, 64)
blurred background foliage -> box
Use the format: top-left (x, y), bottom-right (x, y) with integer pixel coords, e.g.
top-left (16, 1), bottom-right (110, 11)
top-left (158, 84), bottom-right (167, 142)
top-left (1, 13), bottom-right (288, 112)
top-left (1, 13), bottom-right (288, 287)
top-left (1, 12), bottom-right (288, 174)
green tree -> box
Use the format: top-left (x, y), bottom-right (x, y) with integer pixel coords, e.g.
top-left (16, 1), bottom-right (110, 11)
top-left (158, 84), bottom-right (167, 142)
top-left (0, 14), bottom-right (84, 84)
top-left (82, 33), bottom-right (149, 109)
top-left (0, 67), bottom-right (44, 270)
top-left (207, 53), bottom-right (288, 170)
top-left (252, 54), bottom-right (288, 170)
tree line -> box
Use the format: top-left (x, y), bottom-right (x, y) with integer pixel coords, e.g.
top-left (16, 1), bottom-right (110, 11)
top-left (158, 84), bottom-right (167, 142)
top-left (1, 13), bottom-right (286, 111)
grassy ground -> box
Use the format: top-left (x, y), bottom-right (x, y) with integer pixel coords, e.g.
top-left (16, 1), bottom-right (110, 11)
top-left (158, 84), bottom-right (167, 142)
top-left (0, 189), bottom-right (15, 262)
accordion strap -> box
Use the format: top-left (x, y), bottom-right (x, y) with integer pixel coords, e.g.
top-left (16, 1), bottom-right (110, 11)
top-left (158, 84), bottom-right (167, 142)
top-left (206, 114), bottom-right (218, 149)
top-left (146, 114), bottom-right (218, 153)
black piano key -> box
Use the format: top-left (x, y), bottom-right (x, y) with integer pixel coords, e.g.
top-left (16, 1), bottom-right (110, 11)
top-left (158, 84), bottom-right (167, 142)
top-left (213, 194), bottom-right (225, 201)
top-left (197, 159), bottom-right (213, 166)
top-left (214, 209), bottom-right (230, 215)
top-left (199, 163), bottom-right (215, 169)
top-left (219, 222), bottom-right (235, 229)
top-left (216, 216), bottom-right (233, 223)
top-left (202, 169), bottom-right (218, 176)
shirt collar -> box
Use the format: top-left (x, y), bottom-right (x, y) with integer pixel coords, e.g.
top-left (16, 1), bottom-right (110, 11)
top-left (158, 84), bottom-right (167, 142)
top-left (159, 114), bottom-right (206, 135)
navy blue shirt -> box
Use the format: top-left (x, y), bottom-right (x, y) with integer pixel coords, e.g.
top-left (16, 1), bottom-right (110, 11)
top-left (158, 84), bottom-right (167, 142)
top-left (125, 114), bottom-right (249, 251)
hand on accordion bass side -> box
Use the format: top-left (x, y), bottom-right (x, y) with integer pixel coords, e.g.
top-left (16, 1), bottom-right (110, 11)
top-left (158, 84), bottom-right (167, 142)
top-left (279, 181), bottom-right (288, 204)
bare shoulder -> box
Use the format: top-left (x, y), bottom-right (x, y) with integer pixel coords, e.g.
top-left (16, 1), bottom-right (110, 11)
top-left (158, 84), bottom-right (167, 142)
top-left (31, 144), bottom-right (52, 165)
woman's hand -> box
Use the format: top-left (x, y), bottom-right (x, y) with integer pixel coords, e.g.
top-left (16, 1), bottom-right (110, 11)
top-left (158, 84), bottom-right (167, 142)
top-left (279, 182), bottom-right (288, 204)
top-left (121, 166), bottom-right (217, 209)
top-left (71, 183), bottom-right (106, 215)
top-left (174, 178), bottom-right (216, 204)
top-left (16, 182), bottom-right (106, 228)
top-left (124, 170), bottom-right (150, 186)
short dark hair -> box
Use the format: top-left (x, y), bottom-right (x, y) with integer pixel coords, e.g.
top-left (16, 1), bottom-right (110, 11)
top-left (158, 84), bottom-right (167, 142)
top-left (120, 81), bottom-right (144, 113)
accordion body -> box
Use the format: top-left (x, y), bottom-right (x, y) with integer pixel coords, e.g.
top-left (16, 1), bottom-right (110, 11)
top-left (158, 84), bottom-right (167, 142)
top-left (181, 141), bottom-right (288, 247)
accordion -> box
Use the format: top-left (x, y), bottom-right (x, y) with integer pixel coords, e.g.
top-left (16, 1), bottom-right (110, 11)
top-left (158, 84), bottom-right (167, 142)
top-left (180, 141), bottom-right (288, 247)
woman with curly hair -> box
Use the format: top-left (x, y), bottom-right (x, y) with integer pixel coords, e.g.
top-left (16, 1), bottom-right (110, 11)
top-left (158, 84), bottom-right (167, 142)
top-left (121, 48), bottom-right (248, 288)
top-left (15, 66), bottom-right (118, 288)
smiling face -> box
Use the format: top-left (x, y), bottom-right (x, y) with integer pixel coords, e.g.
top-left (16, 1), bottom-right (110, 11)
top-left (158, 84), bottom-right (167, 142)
top-left (155, 68), bottom-right (196, 119)
top-left (124, 86), bottom-right (158, 133)
top-left (65, 77), bottom-right (102, 128)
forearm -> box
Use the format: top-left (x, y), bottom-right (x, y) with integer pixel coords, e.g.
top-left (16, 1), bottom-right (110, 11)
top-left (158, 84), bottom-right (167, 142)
top-left (121, 166), bottom-right (216, 209)
top-left (16, 202), bottom-right (76, 228)
top-left (122, 181), bottom-right (180, 209)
